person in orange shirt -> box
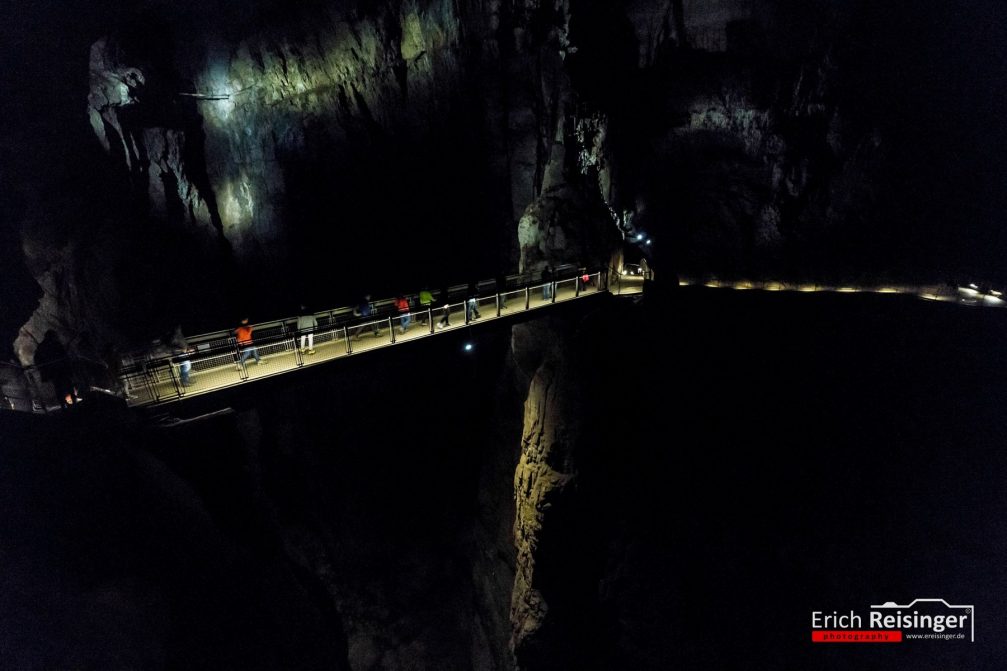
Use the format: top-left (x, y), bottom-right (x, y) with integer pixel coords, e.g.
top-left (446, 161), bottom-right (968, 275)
top-left (235, 317), bottom-right (263, 367)
top-left (395, 295), bottom-right (411, 334)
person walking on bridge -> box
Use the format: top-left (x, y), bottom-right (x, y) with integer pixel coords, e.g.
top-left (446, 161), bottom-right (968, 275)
top-left (542, 265), bottom-right (554, 300)
top-left (351, 295), bottom-right (381, 340)
top-left (437, 299), bottom-right (452, 330)
top-left (395, 295), bottom-right (411, 334)
top-left (466, 294), bottom-right (482, 322)
top-left (297, 306), bottom-right (318, 355)
top-left (418, 287), bottom-right (435, 325)
top-left (169, 325), bottom-right (195, 386)
top-left (496, 272), bottom-right (509, 309)
top-left (235, 318), bottom-right (262, 367)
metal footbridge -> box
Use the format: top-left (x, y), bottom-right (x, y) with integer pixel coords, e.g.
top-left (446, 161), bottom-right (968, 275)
top-left (2, 267), bottom-right (1000, 414)
top-left (114, 273), bottom-right (1004, 408)
top-left (117, 267), bottom-right (628, 407)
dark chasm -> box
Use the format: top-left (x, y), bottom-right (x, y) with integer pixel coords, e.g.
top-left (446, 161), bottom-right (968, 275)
top-left (1, 1), bottom-right (1005, 670)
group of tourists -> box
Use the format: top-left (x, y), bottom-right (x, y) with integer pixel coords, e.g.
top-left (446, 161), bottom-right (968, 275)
top-left (167, 265), bottom-right (591, 386)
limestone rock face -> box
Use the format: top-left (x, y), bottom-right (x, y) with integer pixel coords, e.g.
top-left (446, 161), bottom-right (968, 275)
top-left (80, 0), bottom-right (579, 274)
top-left (88, 39), bottom-right (220, 241)
top-left (14, 229), bottom-right (140, 367)
top-left (87, 38), bottom-right (146, 163)
top-left (511, 331), bottom-right (577, 666)
top-left (508, 315), bottom-right (610, 670)
top-left (185, 1), bottom-right (469, 261)
top-left (12, 0), bottom-right (903, 361)
top-left (16, 1), bottom-right (631, 360)
top-left (517, 184), bottom-right (614, 274)
top-left (7, 0), bottom-right (995, 360)
top-left (667, 54), bottom-right (885, 277)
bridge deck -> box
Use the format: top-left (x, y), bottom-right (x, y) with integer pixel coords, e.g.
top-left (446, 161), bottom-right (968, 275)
top-left (123, 273), bottom-right (630, 407)
top-left (13, 269), bottom-right (994, 414)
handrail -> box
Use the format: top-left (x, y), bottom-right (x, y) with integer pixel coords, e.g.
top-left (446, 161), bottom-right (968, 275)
top-left (1, 354), bottom-right (118, 414)
top-left (120, 264), bottom-right (598, 360)
top-left (8, 267), bottom-right (1005, 414)
top-left (116, 268), bottom-right (611, 407)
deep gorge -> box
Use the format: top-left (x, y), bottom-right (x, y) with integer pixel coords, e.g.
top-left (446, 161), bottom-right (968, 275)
top-left (1, 1), bottom-right (1005, 669)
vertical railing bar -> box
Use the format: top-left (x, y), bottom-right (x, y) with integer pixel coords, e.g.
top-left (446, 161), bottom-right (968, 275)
top-left (145, 362), bottom-right (161, 402)
top-left (293, 332), bottom-right (303, 367)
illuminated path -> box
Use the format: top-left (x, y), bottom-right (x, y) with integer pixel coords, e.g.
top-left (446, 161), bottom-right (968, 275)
top-left (119, 269), bottom-right (637, 407)
top-left (111, 273), bottom-right (1007, 408)
top-left (678, 277), bottom-right (1005, 306)
top-left (5, 268), bottom-right (994, 412)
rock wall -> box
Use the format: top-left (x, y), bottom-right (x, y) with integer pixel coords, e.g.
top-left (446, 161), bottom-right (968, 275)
top-left (13, 0), bottom-right (624, 363)
top-left (7, 3), bottom-right (1003, 668)
top-left (511, 319), bottom-right (579, 667)
top-left (9, 0), bottom-right (933, 363)
top-left (508, 312), bottom-right (616, 670)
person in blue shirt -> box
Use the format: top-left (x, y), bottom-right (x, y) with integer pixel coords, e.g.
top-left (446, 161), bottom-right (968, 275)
top-left (169, 325), bottom-right (195, 386)
top-left (466, 294), bottom-right (482, 322)
top-left (351, 295), bottom-right (382, 339)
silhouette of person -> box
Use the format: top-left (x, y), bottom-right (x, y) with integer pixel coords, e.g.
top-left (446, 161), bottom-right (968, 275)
top-left (466, 295), bottom-right (482, 322)
top-left (351, 295), bottom-right (381, 339)
top-left (169, 325), bottom-right (194, 386)
top-left (542, 265), bottom-right (554, 300)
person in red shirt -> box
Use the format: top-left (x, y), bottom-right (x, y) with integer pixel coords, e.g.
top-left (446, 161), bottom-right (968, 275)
top-left (395, 295), bottom-right (411, 334)
top-left (235, 317), bottom-right (263, 367)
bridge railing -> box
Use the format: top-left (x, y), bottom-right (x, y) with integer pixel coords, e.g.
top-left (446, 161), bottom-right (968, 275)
top-left (609, 265), bottom-right (649, 295)
top-left (1, 357), bottom-right (119, 413)
top-left (116, 263), bottom-right (586, 361)
top-left (115, 267), bottom-right (608, 406)
top-left (0, 266), bottom-right (609, 413)
top-left (1, 362), bottom-right (43, 413)
top-left (90, 270), bottom-right (1007, 410)
top-left (499, 287), bottom-right (528, 309)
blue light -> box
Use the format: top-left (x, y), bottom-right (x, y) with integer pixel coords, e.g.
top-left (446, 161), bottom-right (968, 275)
top-left (464, 343), bottom-right (474, 352)
top-left (645, 239), bottom-right (652, 245)
top-left (635, 233), bottom-right (644, 241)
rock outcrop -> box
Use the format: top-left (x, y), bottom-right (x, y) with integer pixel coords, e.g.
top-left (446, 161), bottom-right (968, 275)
top-left (511, 320), bottom-right (579, 666)
top-left (9, 0), bottom-right (916, 362)
top-left (5, 2), bottom-right (1000, 668)
top-left (509, 309), bottom-right (623, 670)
